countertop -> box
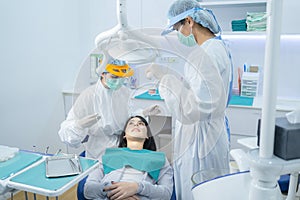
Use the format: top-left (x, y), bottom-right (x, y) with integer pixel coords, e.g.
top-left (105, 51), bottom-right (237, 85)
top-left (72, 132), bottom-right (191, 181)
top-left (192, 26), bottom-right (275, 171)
top-left (229, 95), bottom-right (300, 112)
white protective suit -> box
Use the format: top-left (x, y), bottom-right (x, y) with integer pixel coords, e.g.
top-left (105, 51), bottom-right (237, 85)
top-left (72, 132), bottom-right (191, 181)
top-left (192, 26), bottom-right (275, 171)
top-left (58, 80), bottom-right (133, 159)
top-left (159, 39), bottom-right (231, 200)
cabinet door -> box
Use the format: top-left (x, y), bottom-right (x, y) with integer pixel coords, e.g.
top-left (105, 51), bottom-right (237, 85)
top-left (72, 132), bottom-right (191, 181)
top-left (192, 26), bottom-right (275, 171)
top-left (227, 106), bottom-right (290, 152)
top-left (226, 107), bottom-right (261, 136)
top-left (226, 107), bottom-right (290, 137)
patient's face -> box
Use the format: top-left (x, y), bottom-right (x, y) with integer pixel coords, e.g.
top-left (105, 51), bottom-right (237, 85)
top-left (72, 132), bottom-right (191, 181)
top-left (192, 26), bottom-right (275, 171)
top-left (125, 117), bottom-right (148, 139)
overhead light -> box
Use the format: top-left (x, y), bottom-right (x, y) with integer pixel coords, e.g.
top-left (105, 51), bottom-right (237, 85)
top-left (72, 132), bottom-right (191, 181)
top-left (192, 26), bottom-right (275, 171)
top-left (94, 0), bottom-right (158, 72)
top-left (107, 39), bottom-right (157, 64)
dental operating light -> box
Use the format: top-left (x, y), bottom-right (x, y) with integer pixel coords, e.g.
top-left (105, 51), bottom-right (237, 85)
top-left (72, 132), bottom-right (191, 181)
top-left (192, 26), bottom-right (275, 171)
top-left (95, 0), bottom-right (159, 74)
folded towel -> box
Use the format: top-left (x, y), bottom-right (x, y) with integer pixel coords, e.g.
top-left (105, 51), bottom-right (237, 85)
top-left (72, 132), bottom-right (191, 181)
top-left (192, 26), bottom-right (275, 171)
top-left (246, 12), bottom-right (267, 22)
top-left (246, 12), bottom-right (267, 31)
top-left (232, 19), bottom-right (246, 25)
top-left (231, 19), bottom-right (247, 32)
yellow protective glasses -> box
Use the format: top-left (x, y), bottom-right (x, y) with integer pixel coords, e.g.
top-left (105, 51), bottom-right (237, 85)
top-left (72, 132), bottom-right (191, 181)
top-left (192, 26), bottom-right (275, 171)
top-left (105, 63), bottom-right (134, 77)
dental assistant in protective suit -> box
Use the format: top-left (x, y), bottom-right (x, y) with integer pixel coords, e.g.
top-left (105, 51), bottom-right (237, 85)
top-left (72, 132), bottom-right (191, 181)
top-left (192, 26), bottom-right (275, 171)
top-left (58, 59), bottom-right (161, 160)
top-left (146, 0), bottom-right (233, 199)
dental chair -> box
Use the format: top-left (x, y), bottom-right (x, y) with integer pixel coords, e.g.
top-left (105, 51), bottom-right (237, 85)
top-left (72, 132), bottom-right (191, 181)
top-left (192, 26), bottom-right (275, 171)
top-left (77, 151), bottom-right (88, 200)
top-left (230, 148), bottom-right (300, 199)
top-left (77, 151), bottom-right (176, 200)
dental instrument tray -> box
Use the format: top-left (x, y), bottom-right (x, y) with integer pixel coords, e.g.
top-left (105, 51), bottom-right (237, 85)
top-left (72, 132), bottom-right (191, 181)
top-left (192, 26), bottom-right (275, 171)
top-left (45, 154), bottom-right (82, 178)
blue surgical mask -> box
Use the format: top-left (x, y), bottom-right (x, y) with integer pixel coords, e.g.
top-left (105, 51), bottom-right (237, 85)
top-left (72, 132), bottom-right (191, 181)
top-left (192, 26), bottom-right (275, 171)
top-left (106, 77), bottom-right (125, 90)
top-left (177, 25), bottom-right (197, 47)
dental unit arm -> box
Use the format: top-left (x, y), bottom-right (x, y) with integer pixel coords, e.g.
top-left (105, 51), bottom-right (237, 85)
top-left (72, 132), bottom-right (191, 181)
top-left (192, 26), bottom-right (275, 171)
top-left (94, 0), bottom-right (161, 75)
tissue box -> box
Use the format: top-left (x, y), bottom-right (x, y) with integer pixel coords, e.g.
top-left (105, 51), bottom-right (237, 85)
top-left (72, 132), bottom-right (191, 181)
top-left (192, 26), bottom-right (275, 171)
top-left (257, 117), bottom-right (300, 160)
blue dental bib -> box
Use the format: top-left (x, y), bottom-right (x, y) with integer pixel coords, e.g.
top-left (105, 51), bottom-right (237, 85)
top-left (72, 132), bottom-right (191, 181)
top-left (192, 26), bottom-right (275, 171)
top-left (102, 148), bottom-right (165, 181)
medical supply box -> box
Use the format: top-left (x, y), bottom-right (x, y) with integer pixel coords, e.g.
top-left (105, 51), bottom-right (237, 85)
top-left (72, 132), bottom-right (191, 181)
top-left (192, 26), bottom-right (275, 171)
top-left (257, 117), bottom-right (300, 160)
top-left (241, 72), bottom-right (259, 98)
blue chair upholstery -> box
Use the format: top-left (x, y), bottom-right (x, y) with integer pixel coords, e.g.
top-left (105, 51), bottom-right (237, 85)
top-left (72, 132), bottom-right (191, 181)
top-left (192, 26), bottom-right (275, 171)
top-left (170, 184), bottom-right (176, 200)
top-left (77, 176), bottom-right (88, 200)
top-left (278, 174), bottom-right (290, 193)
top-left (278, 174), bottom-right (300, 194)
top-left (77, 151), bottom-right (88, 200)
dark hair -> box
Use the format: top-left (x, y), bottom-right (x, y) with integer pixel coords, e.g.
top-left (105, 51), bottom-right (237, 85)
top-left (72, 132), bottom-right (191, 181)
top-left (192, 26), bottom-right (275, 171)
top-left (179, 18), bottom-right (186, 25)
top-left (118, 116), bottom-right (157, 151)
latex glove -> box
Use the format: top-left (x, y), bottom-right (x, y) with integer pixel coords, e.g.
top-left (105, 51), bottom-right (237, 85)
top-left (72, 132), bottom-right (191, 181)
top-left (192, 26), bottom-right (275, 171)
top-left (105, 181), bottom-right (139, 200)
top-left (145, 63), bottom-right (168, 80)
top-left (143, 105), bottom-right (161, 116)
top-left (76, 113), bottom-right (101, 129)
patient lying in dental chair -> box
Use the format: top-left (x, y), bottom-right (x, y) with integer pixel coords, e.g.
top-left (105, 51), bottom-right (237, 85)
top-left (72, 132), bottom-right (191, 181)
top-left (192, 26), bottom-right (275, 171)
top-left (84, 116), bottom-right (173, 200)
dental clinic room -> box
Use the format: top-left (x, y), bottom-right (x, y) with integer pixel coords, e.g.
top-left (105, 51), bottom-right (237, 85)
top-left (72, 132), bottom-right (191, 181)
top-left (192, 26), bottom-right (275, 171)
top-left (1, 0), bottom-right (300, 199)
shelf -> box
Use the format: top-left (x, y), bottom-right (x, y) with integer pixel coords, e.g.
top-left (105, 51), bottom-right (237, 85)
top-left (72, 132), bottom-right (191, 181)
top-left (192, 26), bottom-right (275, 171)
top-left (62, 89), bottom-right (81, 95)
top-left (223, 31), bottom-right (265, 35)
top-left (222, 33), bottom-right (300, 40)
top-left (237, 137), bottom-right (258, 149)
top-left (220, 30), bottom-right (267, 39)
top-left (198, 1), bottom-right (267, 33)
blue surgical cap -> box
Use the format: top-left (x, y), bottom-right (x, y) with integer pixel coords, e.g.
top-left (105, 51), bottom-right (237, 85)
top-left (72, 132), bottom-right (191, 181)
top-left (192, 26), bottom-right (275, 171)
top-left (109, 58), bottom-right (126, 66)
top-left (103, 58), bottom-right (127, 74)
top-left (161, 0), bottom-right (221, 36)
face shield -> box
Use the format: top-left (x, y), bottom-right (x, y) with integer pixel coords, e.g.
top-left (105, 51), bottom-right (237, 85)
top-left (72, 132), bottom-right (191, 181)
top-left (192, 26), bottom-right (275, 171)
top-left (161, 7), bottom-right (221, 36)
top-left (103, 60), bottom-right (134, 90)
top-left (161, 7), bottom-right (202, 36)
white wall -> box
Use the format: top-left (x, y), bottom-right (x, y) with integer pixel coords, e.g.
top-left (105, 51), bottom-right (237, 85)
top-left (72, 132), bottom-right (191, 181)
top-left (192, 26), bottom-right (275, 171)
top-left (0, 0), bottom-right (81, 153)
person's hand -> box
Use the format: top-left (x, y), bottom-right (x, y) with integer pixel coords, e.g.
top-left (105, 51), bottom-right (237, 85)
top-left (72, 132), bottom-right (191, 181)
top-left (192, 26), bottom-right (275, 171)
top-left (143, 105), bottom-right (161, 116)
top-left (76, 113), bottom-right (101, 129)
top-left (104, 181), bottom-right (139, 200)
top-left (145, 63), bottom-right (168, 80)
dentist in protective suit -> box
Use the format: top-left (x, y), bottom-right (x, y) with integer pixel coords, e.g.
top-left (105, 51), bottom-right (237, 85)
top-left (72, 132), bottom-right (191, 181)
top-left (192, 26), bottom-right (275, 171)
top-left (146, 0), bottom-right (233, 199)
top-left (59, 59), bottom-right (160, 160)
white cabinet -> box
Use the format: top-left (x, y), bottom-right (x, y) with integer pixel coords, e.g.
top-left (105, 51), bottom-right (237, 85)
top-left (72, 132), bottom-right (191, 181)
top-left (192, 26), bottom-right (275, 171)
top-left (199, 0), bottom-right (267, 34)
top-left (226, 106), bottom-right (261, 137)
top-left (148, 115), bottom-right (173, 162)
top-left (226, 106), bottom-right (290, 153)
